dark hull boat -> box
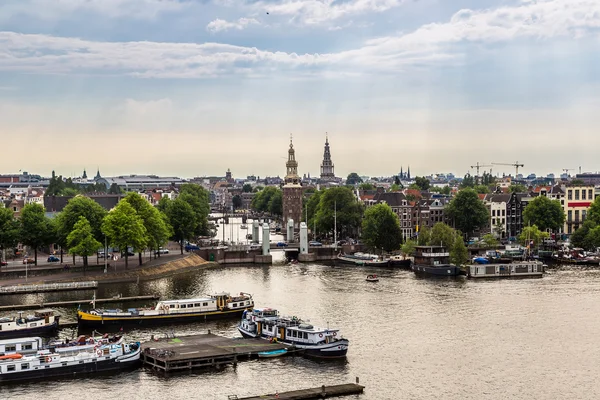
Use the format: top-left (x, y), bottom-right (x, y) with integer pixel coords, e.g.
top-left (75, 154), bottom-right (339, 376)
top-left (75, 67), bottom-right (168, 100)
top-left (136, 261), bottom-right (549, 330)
top-left (0, 309), bottom-right (60, 339)
top-left (412, 246), bottom-right (462, 277)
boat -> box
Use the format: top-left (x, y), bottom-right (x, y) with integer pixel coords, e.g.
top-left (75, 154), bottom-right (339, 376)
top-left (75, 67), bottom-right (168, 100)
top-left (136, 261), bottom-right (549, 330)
top-left (0, 334), bottom-right (123, 357)
top-left (77, 292), bottom-right (254, 328)
top-left (258, 349), bottom-right (288, 358)
top-left (387, 255), bottom-right (412, 269)
top-left (366, 274), bottom-right (379, 282)
top-left (337, 253), bottom-right (389, 267)
top-left (0, 339), bottom-right (141, 383)
top-left (411, 246), bottom-right (462, 277)
top-left (238, 308), bottom-right (349, 359)
top-left (467, 261), bottom-right (545, 279)
top-left (0, 309), bottom-right (59, 339)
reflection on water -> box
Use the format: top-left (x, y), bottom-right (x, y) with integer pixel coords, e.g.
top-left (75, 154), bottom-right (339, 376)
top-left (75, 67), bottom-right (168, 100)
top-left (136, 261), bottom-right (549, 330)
top-left (2, 264), bottom-right (600, 399)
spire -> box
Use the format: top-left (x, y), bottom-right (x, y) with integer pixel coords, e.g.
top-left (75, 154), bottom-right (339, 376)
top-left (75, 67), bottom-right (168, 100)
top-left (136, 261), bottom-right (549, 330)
top-left (285, 135), bottom-right (300, 185)
top-left (94, 167), bottom-right (101, 180)
top-left (82, 168), bottom-right (87, 179)
top-left (320, 132), bottom-right (335, 181)
top-left (400, 166), bottom-right (403, 179)
top-left (407, 165), bottom-right (411, 180)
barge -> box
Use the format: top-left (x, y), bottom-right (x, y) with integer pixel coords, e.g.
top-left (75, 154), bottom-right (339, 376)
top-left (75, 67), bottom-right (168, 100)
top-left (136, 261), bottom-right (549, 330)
top-left (467, 261), bottom-right (545, 279)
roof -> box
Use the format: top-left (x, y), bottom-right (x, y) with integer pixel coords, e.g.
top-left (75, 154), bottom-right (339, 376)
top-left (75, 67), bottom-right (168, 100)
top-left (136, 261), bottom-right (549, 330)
top-left (372, 192), bottom-right (408, 207)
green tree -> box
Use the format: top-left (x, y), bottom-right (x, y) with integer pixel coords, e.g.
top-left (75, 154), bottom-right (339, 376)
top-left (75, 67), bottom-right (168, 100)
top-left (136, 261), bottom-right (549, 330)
top-left (19, 203), bottom-right (53, 265)
top-left (440, 186), bottom-right (451, 195)
top-left (179, 184), bottom-right (211, 236)
top-left (361, 204), bottom-right (402, 253)
top-left (60, 187), bottom-right (80, 196)
top-left (165, 198), bottom-right (197, 254)
top-left (253, 186), bottom-right (264, 193)
top-left (359, 183), bottom-right (375, 191)
top-left (394, 176), bottom-right (400, 185)
top-left (570, 179), bottom-right (585, 186)
top-left (123, 192), bottom-right (172, 264)
top-left (587, 196), bottom-right (600, 225)
top-left (417, 226), bottom-right (431, 246)
top-left (67, 216), bottom-right (102, 271)
top-left (304, 190), bottom-right (323, 236)
top-left (251, 186), bottom-right (281, 214)
top-left (523, 196), bottom-right (565, 232)
top-left (242, 184), bottom-right (253, 193)
top-left (509, 184), bottom-right (527, 193)
top-left (474, 185), bottom-right (490, 194)
top-left (55, 196), bottom-right (107, 264)
top-left (389, 183), bottom-right (401, 192)
top-left (481, 233), bottom-right (499, 248)
top-left (460, 174), bottom-right (475, 189)
top-left (268, 190), bottom-right (283, 216)
top-left (586, 225), bottom-right (600, 251)
top-left (45, 175), bottom-right (66, 197)
top-left (102, 201), bottom-right (147, 268)
top-left (518, 225), bottom-right (549, 248)
top-left (232, 195), bottom-right (243, 210)
top-left (450, 234), bottom-right (469, 266)
top-left (570, 220), bottom-right (596, 250)
top-left (346, 172), bottom-right (363, 185)
top-left (428, 222), bottom-right (456, 249)
top-left (0, 208), bottom-right (19, 261)
top-left (315, 187), bottom-right (363, 238)
top-left (401, 239), bottom-right (416, 258)
top-left (445, 188), bottom-right (489, 238)
top-left (108, 183), bottom-right (122, 194)
top-left (414, 176), bottom-right (430, 191)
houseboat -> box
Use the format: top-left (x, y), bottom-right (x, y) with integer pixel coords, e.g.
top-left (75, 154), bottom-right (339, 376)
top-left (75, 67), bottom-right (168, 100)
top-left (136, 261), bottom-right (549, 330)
top-left (0, 334), bottom-right (123, 357)
top-left (0, 337), bottom-right (43, 356)
top-left (77, 292), bottom-right (253, 328)
top-left (238, 308), bottom-right (349, 358)
top-left (337, 253), bottom-right (389, 267)
top-left (0, 309), bottom-right (59, 339)
top-left (0, 339), bottom-right (141, 383)
top-left (412, 246), bottom-right (462, 277)
top-left (467, 261), bottom-right (545, 279)
top-left (387, 255), bottom-right (412, 269)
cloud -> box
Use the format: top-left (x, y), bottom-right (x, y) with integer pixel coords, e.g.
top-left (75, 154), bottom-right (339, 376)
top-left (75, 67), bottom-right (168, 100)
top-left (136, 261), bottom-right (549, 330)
top-left (206, 17), bottom-right (260, 33)
top-left (1, 0), bottom-right (599, 78)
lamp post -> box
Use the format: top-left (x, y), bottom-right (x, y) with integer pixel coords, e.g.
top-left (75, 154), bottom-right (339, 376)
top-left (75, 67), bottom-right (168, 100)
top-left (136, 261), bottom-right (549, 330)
top-left (104, 236), bottom-right (107, 274)
top-left (25, 258), bottom-right (28, 283)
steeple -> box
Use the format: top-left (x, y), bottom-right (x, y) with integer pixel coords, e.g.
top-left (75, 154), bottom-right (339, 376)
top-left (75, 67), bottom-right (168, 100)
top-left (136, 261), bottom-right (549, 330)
top-left (320, 132), bottom-right (335, 181)
top-left (94, 168), bottom-right (101, 181)
top-left (82, 168), bottom-right (87, 179)
top-left (407, 165), bottom-right (411, 180)
top-left (400, 166), bottom-right (403, 179)
top-left (285, 134), bottom-right (300, 185)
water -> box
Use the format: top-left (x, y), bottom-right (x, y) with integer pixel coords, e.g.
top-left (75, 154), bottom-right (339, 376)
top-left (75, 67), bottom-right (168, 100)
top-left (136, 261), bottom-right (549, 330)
top-left (2, 264), bottom-right (600, 399)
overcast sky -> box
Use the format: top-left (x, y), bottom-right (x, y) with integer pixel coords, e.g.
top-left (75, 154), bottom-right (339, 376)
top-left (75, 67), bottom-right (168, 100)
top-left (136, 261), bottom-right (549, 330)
top-left (1, 0), bottom-right (599, 180)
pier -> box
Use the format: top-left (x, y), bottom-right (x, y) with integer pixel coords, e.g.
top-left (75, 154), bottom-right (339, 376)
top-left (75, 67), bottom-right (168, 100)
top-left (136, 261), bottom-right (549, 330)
top-left (233, 383), bottom-right (365, 399)
top-left (0, 294), bottom-right (160, 311)
top-left (141, 333), bottom-right (290, 372)
top-left (0, 281), bottom-right (98, 295)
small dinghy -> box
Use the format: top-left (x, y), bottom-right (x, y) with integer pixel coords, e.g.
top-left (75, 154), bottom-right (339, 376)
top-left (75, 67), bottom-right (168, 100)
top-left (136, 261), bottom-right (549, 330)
top-left (258, 349), bottom-right (288, 358)
top-left (366, 274), bottom-right (379, 282)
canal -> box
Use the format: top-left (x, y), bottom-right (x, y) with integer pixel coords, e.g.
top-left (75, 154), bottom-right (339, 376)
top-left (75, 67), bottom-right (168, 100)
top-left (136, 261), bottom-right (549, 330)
top-left (1, 263), bottom-right (600, 399)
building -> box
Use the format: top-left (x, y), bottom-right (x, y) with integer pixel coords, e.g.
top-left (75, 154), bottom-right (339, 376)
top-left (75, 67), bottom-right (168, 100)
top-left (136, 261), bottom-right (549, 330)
top-left (96, 175), bottom-right (186, 191)
top-left (575, 173), bottom-right (600, 186)
top-left (319, 135), bottom-right (337, 184)
top-left (282, 137), bottom-right (303, 232)
top-left (370, 191), bottom-right (414, 240)
top-left (484, 194), bottom-right (510, 239)
top-left (44, 194), bottom-right (126, 213)
top-left (563, 185), bottom-right (597, 234)
top-left (506, 192), bottom-right (532, 239)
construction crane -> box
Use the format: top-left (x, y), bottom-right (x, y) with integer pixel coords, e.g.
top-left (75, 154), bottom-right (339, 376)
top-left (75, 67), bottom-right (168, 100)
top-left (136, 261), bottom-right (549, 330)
top-left (492, 161), bottom-right (524, 176)
top-left (562, 168), bottom-right (575, 176)
top-left (470, 162), bottom-right (493, 177)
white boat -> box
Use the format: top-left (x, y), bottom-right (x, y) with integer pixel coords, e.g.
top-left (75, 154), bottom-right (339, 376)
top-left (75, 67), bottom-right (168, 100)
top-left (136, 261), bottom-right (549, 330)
top-left (366, 274), bottom-right (379, 282)
top-left (0, 334), bottom-right (123, 356)
top-left (467, 261), bottom-right (545, 279)
top-left (337, 253), bottom-right (389, 267)
top-left (0, 309), bottom-right (59, 339)
top-left (0, 339), bottom-right (141, 383)
top-left (238, 308), bottom-right (349, 358)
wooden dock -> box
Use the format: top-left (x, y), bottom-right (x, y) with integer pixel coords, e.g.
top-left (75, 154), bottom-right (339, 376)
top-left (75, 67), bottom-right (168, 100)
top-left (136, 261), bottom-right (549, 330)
top-left (235, 383), bottom-right (365, 399)
top-left (141, 333), bottom-right (291, 372)
top-left (0, 294), bottom-right (160, 311)
top-left (0, 281), bottom-right (98, 295)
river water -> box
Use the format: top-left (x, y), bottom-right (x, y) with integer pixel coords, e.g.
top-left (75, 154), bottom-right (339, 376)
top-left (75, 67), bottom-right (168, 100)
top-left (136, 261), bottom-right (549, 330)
top-left (2, 261), bottom-right (600, 400)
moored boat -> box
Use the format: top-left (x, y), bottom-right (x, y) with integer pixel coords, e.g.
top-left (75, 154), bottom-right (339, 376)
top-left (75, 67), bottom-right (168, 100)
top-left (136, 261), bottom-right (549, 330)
top-left (78, 292), bottom-right (253, 328)
top-left (238, 308), bottom-right (349, 359)
top-left (337, 253), bottom-right (389, 267)
top-left (0, 339), bottom-right (141, 383)
top-left (412, 246), bottom-right (462, 277)
top-left (258, 349), bottom-right (288, 358)
top-left (467, 261), bottom-right (545, 279)
top-left (387, 255), bottom-right (412, 269)
top-left (0, 309), bottom-right (59, 339)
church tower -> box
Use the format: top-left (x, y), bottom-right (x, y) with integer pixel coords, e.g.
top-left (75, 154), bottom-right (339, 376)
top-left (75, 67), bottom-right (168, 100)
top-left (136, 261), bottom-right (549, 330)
top-left (320, 134), bottom-right (335, 182)
top-left (282, 136), bottom-right (303, 234)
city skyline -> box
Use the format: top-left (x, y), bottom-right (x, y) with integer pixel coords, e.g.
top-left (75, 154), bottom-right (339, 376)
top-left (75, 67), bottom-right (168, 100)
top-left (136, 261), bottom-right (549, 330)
top-left (1, 0), bottom-right (599, 178)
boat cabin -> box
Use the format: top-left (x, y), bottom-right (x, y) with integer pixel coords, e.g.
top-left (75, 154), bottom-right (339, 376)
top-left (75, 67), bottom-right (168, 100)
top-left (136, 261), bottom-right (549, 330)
top-left (0, 337), bottom-right (43, 355)
top-left (0, 309), bottom-right (58, 331)
top-left (413, 246), bottom-right (450, 266)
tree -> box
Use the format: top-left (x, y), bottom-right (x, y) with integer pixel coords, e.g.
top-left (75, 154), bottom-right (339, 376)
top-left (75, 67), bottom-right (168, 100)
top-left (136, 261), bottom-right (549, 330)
top-left (19, 203), bottom-right (53, 265)
top-left (123, 192), bottom-right (172, 264)
top-left (179, 184), bottom-right (210, 235)
top-left (509, 184), bottom-right (527, 193)
top-left (268, 190), bottom-right (282, 216)
top-left (314, 187), bottom-right (363, 239)
top-left (460, 174), bottom-right (475, 189)
top-left (417, 226), bottom-right (431, 246)
top-left (346, 173), bottom-right (363, 185)
top-left (242, 184), bottom-right (253, 193)
top-left (55, 196), bottom-right (107, 264)
top-left (523, 196), bottom-right (565, 232)
top-left (102, 201), bottom-right (147, 268)
top-left (165, 198), bottom-right (197, 254)
top-left (394, 176), bottom-right (400, 185)
top-left (587, 196), bottom-right (600, 225)
top-left (389, 183), bottom-right (401, 192)
top-left (450, 234), bottom-right (469, 266)
top-left (253, 186), bottom-right (264, 193)
top-left (251, 187), bottom-right (281, 214)
top-left (67, 216), bottom-right (102, 271)
top-left (518, 225), bottom-right (549, 248)
top-left (474, 185), bottom-right (490, 194)
top-left (570, 179), bottom-right (585, 186)
top-left (304, 190), bottom-right (323, 235)
top-left (359, 183), bottom-right (374, 191)
top-left (445, 188), bottom-right (489, 238)
top-left (414, 176), bottom-right (430, 191)
top-left (108, 183), bottom-right (122, 194)
top-left (428, 222), bottom-right (456, 250)
top-left (361, 204), bottom-right (402, 253)
top-left (232, 195), bottom-right (243, 210)
top-left (440, 186), bottom-right (451, 195)
top-left (570, 220), bottom-right (596, 250)
top-left (401, 239), bottom-right (416, 258)
top-left (0, 208), bottom-right (19, 261)
top-left (481, 233), bottom-right (499, 248)
top-left (586, 225), bottom-right (600, 251)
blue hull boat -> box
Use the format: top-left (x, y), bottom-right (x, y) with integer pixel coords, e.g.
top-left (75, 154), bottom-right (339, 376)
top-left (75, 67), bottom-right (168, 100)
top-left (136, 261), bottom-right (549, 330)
top-left (258, 349), bottom-right (288, 358)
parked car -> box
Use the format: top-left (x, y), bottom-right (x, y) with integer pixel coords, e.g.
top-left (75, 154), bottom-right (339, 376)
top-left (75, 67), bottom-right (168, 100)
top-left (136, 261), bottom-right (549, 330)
top-left (185, 243), bottom-right (200, 251)
top-left (47, 255), bottom-right (60, 262)
top-left (0, 260), bottom-right (7, 267)
top-left (309, 241), bottom-right (322, 246)
top-left (276, 241), bottom-right (288, 247)
top-left (97, 251), bottom-right (110, 258)
top-left (23, 257), bottom-right (35, 264)
top-left (155, 248), bottom-right (169, 255)
top-left (249, 244), bottom-right (261, 250)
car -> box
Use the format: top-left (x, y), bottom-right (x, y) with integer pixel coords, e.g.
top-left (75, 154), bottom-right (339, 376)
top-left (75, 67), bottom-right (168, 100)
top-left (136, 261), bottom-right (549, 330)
top-left (23, 257), bottom-right (35, 264)
top-left (185, 244), bottom-right (200, 251)
top-left (47, 255), bottom-right (60, 262)
top-left (97, 251), bottom-right (110, 258)
top-left (276, 241), bottom-right (288, 247)
top-left (249, 244), bottom-right (262, 250)
top-left (0, 261), bottom-right (7, 267)
top-left (121, 250), bottom-right (135, 257)
top-left (309, 241), bottom-right (322, 246)
top-left (155, 248), bottom-right (169, 255)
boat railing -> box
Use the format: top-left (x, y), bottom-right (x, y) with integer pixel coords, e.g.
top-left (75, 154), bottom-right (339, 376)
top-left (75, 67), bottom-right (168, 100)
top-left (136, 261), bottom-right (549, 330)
top-left (0, 281), bottom-right (98, 294)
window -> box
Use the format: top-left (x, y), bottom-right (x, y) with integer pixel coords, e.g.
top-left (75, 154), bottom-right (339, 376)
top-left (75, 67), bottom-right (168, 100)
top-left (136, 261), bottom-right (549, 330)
top-left (6, 345), bottom-right (16, 352)
top-left (232, 303), bottom-right (238, 307)
top-left (575, 210), bottom-right (580, 220)
top-left (21, 363), bottom-right (29, 370)
top-left (187, 304), bottom-right (193, 308)
top-left (7, 365), bottom-right (15, 372)
top-left (492, 210), bottom-right (496, 217)
top-left (303, 332), bottom-right (308, 339)
top-left (287, 329), bottom-right (291, 336)
top-left (169, 304), bottom-right (175, 309)
top-left (203, 302), bottom-right (208, 306)
top-left (582, 190), bottom-right (586, 200)
top-left (24, 344), bottom-right (32, 350)
top-left (180, 304), bottom-right (186, 309)
top-left (194, 303), bottom-right (201, 307)
top-left (62, 362), bottom-right (68, 366)
top-left (568, 190), bottom-right (572, 200)
top-left (568, 210), bottom-right (572, 221)
top-left (502, 210), bottom-right (505, 216)
top-left (492, 218), bottom-right (496, 225)
top-left (575, 190), bottom-right (580, 200)
top-left (589, 189), bottom-right (593, 199)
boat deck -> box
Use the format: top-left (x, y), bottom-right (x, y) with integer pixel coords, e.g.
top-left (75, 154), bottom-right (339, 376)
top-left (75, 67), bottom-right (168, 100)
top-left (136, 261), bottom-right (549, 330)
top-left (235, 383), bottom-right (365, 399)
top-left (141, 333), bottom-right (290, 372)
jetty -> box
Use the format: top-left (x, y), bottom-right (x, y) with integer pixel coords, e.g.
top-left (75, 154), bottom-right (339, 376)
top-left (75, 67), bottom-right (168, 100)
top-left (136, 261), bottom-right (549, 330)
top-left (234, 383), bottom-right (365, 399)
top-left (0, 294), bottom-right (160, 311)
top-left (141, 333), bottom-right (290, 372)
top-left (0, 281), bottom-right (98, 295)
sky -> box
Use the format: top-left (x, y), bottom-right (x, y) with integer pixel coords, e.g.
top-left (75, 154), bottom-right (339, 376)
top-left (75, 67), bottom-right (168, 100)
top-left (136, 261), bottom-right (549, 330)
top-left (1, 0), bottom-right (600, 180)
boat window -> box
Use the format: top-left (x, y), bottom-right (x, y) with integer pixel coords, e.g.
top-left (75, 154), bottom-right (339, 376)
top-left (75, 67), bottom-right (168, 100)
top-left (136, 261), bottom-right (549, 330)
top-left (203, 302), bottom-right (208, 306)
top-left (303, 332), bottom-right (308, 339)
top-left (6, 345), bottom-right (16, 352)
top-left (187, 304), bottom-right (194, 308)
top-left (170, 304), bottom-right (175, 308)
top-left (194, 303), bottom-right (201, 307)
top-left (7, 365), bottom-right (15, 372)
top-left (79, 361), bottom-right (84, 364)
top-left (233, 303), bottom-right (237, 307)
top-left (287, 329), bottom-right (291, 336)
top-left (24, 344), bottom-right (33, 350)
top-left (62, 362), bottom-right (68, 366)
top-left (180, 304), bottom-right (186, 309)
top-left (21, 363), bottom-right (29, 370)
